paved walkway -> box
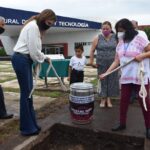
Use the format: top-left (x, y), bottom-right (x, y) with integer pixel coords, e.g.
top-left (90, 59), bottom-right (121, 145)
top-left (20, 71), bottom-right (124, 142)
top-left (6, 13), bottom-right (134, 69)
top-left (1, 101), bottom-right (150, 150)
top-left (1, 65), bottom-right (97, 89)
top-left (0, 63), bottom-right (97, 127)
top-left (0, 92), bottom-right (56, 127)
top-left (0, 61), bottom-right (150, 149)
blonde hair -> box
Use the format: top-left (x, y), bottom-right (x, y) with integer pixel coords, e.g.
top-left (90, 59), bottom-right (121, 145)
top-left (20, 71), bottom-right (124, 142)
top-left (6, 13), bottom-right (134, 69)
top-left (24, 9), bottom-right (56, 26)
top-left (102, 21), bottom-right (112, 29)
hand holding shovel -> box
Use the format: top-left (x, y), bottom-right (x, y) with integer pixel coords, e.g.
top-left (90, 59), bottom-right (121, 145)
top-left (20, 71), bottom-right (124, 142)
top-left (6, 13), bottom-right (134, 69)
top-left (99, 58), bottom-right (135, 79)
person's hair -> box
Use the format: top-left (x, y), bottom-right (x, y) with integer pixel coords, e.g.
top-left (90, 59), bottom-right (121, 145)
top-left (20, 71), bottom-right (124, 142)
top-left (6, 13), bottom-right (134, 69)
top-left (115, 18), bottom-right (138, 42)
top-left (0, 16), bottom-right (5, 22)
top-left (102, 21), bottom-right (112, 29)
top-left (24, 9), bottom-right (56, 26)
top-left (75, 44), bottom-right (84, 52)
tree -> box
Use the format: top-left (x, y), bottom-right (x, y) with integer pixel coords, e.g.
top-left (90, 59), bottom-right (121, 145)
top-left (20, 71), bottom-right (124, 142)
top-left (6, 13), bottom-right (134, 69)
top-left (144, 27), bottom-right (150, 40)
top-left (0, 48), bottom-right (7, 56)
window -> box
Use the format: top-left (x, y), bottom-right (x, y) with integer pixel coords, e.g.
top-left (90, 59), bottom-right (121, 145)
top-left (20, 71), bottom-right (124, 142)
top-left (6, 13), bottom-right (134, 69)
top-left (42, 44), bottom-right (64, 55)
top-left (74, 42), bottom-right (92, 48)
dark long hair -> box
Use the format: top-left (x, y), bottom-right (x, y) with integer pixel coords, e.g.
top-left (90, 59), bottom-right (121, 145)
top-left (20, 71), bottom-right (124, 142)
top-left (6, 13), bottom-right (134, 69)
top-left (115, 18), bottom-right (138, 42)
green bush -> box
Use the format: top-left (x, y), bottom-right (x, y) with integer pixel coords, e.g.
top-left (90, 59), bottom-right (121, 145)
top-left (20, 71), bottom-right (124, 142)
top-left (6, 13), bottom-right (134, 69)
top-left (144, 28), bottom-right (150, 40)
top-left (0, 48), bottom-right (7, 56)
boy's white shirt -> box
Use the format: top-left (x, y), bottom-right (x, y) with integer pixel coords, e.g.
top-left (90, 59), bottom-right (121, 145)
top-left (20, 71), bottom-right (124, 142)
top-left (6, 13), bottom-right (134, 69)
top-left (69, 55), bottom-right (87, 71)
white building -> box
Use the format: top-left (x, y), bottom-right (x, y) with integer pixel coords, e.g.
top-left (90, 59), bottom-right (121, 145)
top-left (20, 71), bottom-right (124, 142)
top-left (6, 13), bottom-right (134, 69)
top-left (0, 7), bottom-right (101, 57)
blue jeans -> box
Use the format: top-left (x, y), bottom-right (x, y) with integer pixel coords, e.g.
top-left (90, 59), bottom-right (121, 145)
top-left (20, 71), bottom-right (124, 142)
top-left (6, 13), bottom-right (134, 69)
top-left (11, 53), bottom-right (39, 135)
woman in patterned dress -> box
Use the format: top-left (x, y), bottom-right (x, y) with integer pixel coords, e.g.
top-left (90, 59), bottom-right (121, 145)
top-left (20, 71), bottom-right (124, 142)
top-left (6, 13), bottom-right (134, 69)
top-left (89, 21), bottom-right (119, 108)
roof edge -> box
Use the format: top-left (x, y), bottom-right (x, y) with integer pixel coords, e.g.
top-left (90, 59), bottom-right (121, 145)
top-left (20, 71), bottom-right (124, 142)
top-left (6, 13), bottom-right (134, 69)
top-left (0, 6), bottom-right (101, 29)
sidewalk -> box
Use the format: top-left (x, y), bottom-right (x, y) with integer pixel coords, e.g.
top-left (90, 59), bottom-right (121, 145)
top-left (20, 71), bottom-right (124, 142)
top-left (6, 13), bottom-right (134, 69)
top-left (0, 63), bottom-right (97, 129)
top-left (0, 92), bottom-right (56, 127)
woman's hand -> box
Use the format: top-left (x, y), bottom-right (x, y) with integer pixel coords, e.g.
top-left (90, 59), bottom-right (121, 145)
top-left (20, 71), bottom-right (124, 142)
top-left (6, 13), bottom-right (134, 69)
top-left (86, 63), bottom-right (92, 66)
top-left (86, 62), bottom-right (97, 68)
top-left (99, 73), bottom-right (108, 80)
top-left (135, 54), bottom-right (144, 62)
top-left (92, 64), bottom-right (98, 68)
top-left (45, 57), bottom-right (51, 64)
top-left (67, 77), bottom-right (70, 81)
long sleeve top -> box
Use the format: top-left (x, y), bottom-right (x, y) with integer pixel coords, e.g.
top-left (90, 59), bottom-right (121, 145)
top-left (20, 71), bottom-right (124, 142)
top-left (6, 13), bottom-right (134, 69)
top-left (14, 20), bottom-right (47, 63)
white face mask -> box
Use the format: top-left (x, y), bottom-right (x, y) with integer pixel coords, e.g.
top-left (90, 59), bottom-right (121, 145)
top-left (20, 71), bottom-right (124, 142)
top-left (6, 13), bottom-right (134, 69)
top-left (117, 32), bottom-right (125, 39)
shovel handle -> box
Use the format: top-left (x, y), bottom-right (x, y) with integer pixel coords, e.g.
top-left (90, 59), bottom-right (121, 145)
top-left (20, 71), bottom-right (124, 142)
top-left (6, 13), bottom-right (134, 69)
top-left (103, 58), bottom-right (135, 78)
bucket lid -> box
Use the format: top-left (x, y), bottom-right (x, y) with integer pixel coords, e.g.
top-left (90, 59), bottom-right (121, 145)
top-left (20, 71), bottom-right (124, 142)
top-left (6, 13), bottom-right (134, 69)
top-left (70, 82), bottom-right (93, 90)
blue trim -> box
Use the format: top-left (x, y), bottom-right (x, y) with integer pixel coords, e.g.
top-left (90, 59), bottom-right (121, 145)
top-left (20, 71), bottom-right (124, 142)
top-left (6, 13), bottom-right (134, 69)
top-left (0, 7), bottom-right (101, 29)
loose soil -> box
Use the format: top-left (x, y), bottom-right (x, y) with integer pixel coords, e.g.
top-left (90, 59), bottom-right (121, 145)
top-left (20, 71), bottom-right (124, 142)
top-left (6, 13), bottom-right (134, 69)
top-left (31, 124), bottom-right (144, 150)
top-left (0, 92), bottom-right (69, 145)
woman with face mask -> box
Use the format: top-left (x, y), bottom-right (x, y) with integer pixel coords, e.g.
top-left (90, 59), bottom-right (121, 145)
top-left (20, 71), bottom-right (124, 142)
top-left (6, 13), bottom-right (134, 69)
top-left (11, 9), bottom-right (56, 136)
top-left (89, 21), bottom-right (119, 108)
top-left (100, 18), bottom-right (150, 139)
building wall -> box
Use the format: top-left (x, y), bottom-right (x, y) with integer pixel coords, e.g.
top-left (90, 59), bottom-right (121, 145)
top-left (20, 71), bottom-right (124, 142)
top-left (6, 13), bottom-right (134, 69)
top-left (1, 30), bottom-right (99, 56)
top-left (43, 30), bottom-right (99, 56)
top-left (0, 35), bottom-right (16, 55)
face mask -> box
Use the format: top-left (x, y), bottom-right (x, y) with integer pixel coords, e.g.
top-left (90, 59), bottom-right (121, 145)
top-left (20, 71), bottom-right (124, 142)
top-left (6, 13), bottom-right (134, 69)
top-left (117, 32), bottom-right (125, 39)
top-left (102, 30), bottom-right (111, 37)
top-left (0, 27), bottom-right (5, 34)
top-left (37, 21), bottom-right (51, 31)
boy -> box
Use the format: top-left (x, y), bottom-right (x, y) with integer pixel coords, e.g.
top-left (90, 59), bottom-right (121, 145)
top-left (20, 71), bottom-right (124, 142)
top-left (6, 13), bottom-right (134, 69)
top-left (68, 44), bottom-right (87, 84)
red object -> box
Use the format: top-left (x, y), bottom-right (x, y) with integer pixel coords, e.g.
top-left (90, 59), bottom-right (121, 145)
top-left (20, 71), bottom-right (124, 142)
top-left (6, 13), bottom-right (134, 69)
top-left (120, 83), bottom-right (150, 128)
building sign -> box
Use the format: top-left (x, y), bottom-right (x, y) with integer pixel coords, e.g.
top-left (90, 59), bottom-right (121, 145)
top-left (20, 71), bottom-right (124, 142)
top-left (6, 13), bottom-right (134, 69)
top-left (5, 19), bottom-right (26, 25)
top-left (56, 21), bottom-right (89, 28)
top-left (4, 19), bottom-right (89, 28)
top-left (0, 7), bottom-right (101, 29)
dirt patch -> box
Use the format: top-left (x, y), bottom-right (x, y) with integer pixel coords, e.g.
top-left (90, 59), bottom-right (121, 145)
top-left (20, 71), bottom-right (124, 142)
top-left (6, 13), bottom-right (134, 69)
top-left (30, 123), bottom-right (144, 150)
top-left (0, 119), bottom-right (19, 144)
top-left (36, 92), bottom-right (69, 119)
top-left (0, 92), bottom-right (69, 145)
top-left (0, 91), bottom-right (143, 149)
